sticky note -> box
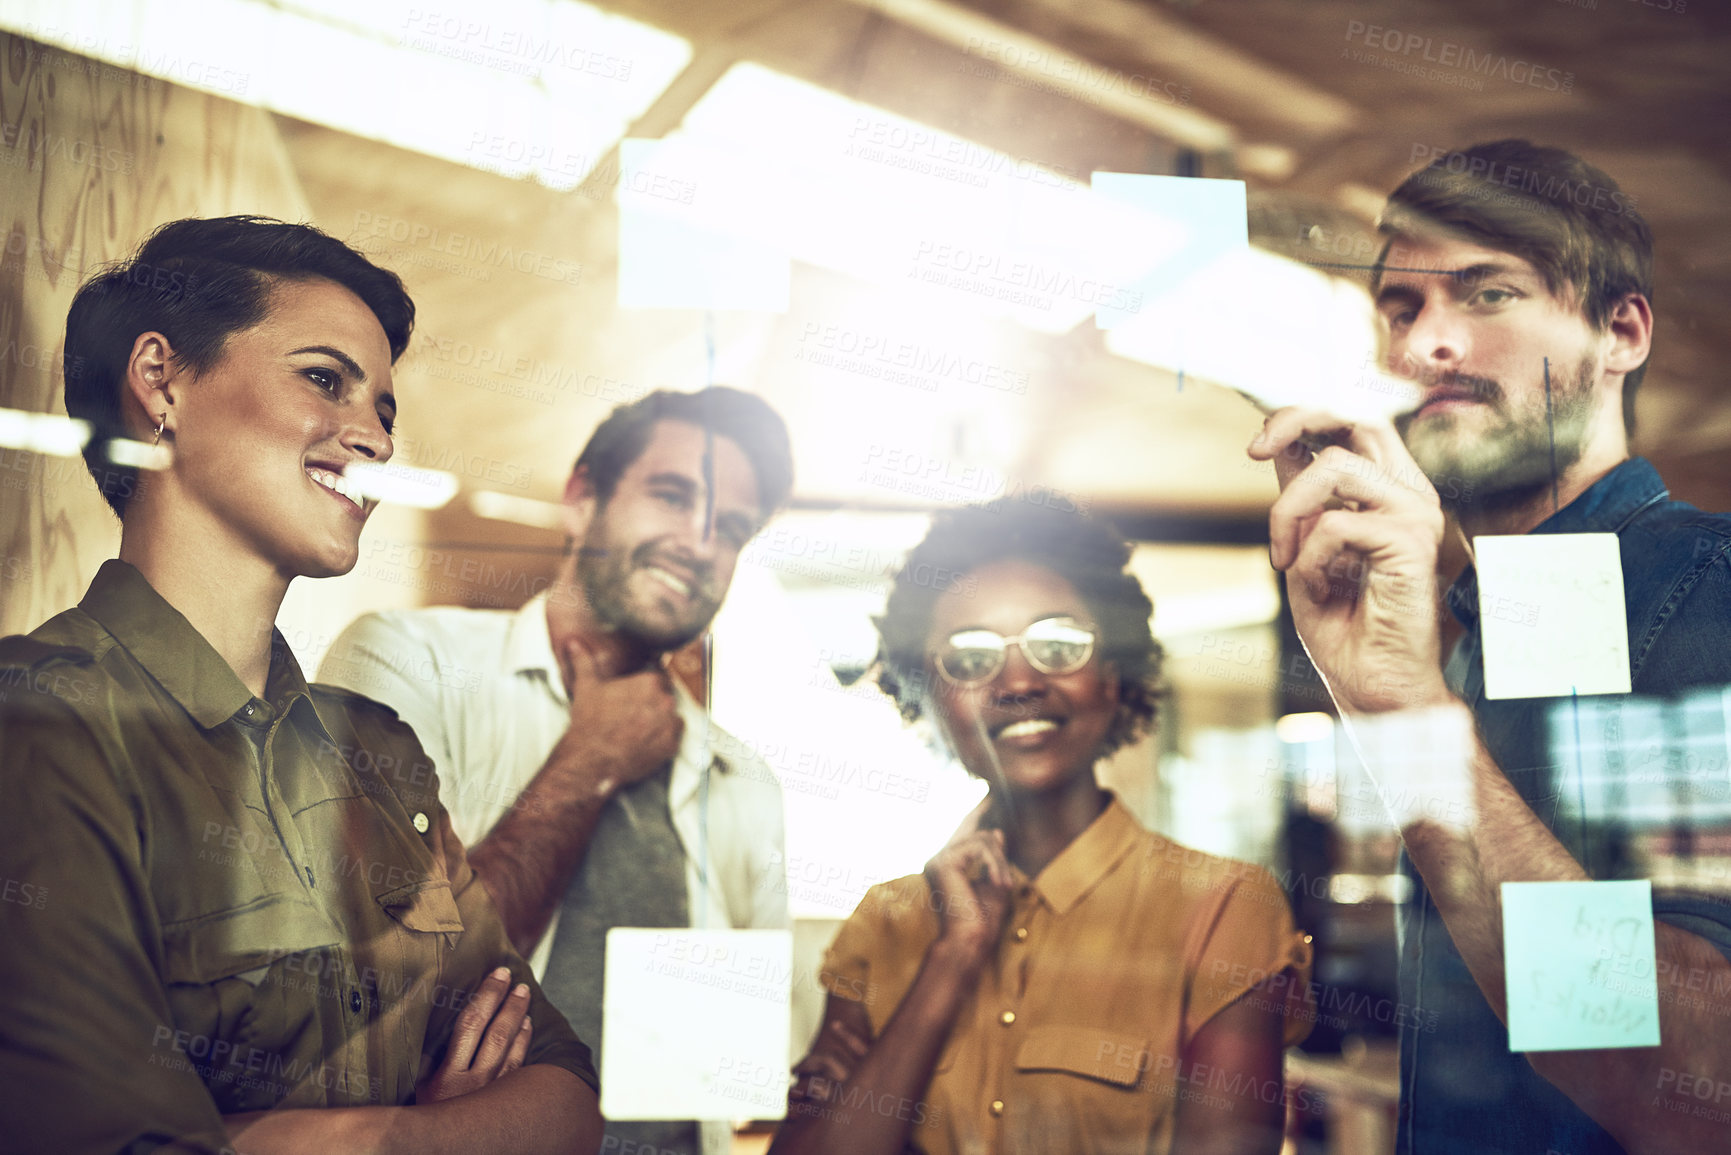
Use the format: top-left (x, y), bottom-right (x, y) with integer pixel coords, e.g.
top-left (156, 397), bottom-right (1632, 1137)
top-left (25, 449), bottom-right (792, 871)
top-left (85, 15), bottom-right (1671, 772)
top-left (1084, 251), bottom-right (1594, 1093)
top-left (1476, 533), bottom-right (1631, 700)
top-left (1089, 173), bottom-right (1246, 330)
top-left (1336, 704), bottom-right (1476, 833)
top-left (1502, 880), bottom-right (1659, 1052)
top-left (616, 139), bottom-right (791, 311)
top-left (601, 928), bottom-right (792, 1121)
top-left (1101, 241), bottom-right (1421, 423)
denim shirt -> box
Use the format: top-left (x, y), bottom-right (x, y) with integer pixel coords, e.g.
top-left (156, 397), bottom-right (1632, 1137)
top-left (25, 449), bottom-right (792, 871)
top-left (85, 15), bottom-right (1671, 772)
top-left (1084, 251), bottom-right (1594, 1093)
top-left (1397, 458), bottom-right (1731, 1155)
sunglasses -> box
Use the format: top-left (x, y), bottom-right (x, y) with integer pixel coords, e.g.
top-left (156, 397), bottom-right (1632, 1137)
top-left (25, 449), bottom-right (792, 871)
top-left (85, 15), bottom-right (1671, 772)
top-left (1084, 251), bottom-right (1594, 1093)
top-left (933, 616), bottom-right (1097, 685)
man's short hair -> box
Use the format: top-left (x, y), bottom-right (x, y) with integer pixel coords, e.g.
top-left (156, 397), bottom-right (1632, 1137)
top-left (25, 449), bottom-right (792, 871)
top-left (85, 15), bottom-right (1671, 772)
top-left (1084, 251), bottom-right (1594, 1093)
top-left (573, 387), bottom-right (794, 517)
top-left (1373, 140), bottom-right (1654, 434)
top-left (64, 215), bottom-right (416, 518)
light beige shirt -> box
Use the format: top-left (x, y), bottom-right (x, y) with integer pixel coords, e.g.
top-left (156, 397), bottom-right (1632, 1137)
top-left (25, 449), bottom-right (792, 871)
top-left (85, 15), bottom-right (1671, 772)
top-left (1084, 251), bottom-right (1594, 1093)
top-left (822, 799), bottom-right (1314, 1155)
top-left (319, 594), bottom-right (790, 970)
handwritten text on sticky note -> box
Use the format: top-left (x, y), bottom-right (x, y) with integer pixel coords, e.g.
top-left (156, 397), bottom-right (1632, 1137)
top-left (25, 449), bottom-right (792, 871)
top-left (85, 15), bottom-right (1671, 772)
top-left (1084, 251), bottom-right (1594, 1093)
top-left (1476, 533), bottom-right (1631, 700)
top-left (1502, 879), bottom-right (1659, 1052)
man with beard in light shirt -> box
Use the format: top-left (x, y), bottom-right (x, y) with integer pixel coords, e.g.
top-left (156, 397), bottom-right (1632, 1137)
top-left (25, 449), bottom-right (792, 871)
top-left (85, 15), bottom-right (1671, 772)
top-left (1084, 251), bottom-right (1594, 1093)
top-left (323, 387), bottom-right (794, 1155)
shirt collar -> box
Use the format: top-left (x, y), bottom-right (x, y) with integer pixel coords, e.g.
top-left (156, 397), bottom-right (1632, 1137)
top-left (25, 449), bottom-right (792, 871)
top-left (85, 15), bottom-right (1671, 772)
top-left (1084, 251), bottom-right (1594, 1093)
top-left (504, 592), bottom-right (563, 690)
top-left (79, 559), bottom-right (322, 732)
top-left (1446, 457), bottom-right (1669, 628)
top-left (1527, 457), bottom-right (1668, 539)
top-left (1012, 796), bottom-right (1142, 917)
top-left (504, 592), bottom-right (729, 805)
top-left (669, 682), bottom-right (721, 813)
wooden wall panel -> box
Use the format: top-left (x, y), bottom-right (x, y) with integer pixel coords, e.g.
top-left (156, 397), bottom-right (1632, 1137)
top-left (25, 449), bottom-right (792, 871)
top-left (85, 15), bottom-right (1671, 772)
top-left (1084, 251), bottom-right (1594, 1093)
top-left (0, 32), bottom-right (309, 635)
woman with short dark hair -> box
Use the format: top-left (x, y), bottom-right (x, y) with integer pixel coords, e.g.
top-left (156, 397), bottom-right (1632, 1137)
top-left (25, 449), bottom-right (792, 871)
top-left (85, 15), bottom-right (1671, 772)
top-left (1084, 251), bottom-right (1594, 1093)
top-left (0, 216), bottom-right (602, 1154)
top-left (771, 504), bottom-right (1313, 1155)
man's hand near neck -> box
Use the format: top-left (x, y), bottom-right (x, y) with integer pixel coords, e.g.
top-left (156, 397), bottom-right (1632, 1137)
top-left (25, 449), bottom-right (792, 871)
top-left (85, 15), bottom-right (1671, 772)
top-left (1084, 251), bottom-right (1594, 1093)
top-left (544, 554), bottom-right (657, 682)
top-left (467, 567), bottom-right (685, 958)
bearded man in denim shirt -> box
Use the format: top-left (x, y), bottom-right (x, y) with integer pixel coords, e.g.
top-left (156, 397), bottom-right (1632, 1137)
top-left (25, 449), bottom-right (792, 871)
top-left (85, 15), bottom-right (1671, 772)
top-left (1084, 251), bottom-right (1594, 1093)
top-left (1251, 140), bottom-right (1731, 1155)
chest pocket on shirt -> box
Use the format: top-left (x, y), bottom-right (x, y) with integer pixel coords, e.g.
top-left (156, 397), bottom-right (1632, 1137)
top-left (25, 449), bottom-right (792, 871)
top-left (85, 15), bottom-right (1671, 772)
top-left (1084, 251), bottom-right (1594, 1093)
top-left (377, 879), bottom-right (464, 939)
top-left (373, 878), bottom-right (466, 1006)
top-left (1008, 1025), bottom-right (1167, 1151)
top-left (161, 894), bottom-right (343, 984)
top-left (159, 894), bottom-right (344, 1112)
top-left (1015, 1026), bottom-right (1150, 1088)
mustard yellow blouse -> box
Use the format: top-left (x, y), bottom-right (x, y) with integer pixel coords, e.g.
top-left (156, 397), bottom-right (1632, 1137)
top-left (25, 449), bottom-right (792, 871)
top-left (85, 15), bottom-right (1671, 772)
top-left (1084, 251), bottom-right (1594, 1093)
top-left (820, 798), bottom-right (1314, 1155)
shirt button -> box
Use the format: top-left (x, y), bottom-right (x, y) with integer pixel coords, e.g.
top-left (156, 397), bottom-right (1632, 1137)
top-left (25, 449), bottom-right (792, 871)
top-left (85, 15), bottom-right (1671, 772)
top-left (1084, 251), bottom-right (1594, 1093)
top-left (1014, 927), bottom-right (1029, 942)
top-left (412, 812), bottom-right (430, 834)
top-left (999, 1010), bottom-right (1016, 1026)
top-left (349, 989), bottom-right (363, 1014)
top-left (990, 1100), bottom-right (1005, 1117)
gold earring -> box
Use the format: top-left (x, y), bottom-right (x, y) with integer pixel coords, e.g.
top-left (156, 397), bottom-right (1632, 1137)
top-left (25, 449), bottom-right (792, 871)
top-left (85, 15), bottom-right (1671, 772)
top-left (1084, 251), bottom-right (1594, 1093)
top-left (152, 418), bottom-right (165, 446)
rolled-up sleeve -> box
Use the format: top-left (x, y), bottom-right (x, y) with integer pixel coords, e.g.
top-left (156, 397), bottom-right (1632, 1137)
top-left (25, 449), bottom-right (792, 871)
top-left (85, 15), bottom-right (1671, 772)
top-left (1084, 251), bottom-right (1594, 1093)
top-left (818, 900), bottom-right (878, 1007)
top-left (0, 689), bottom-right (233, 1154)
top-left (818, 878), bottom-right (936, 1032)
top-left (1182, 866), bottom-right (1316, 1049)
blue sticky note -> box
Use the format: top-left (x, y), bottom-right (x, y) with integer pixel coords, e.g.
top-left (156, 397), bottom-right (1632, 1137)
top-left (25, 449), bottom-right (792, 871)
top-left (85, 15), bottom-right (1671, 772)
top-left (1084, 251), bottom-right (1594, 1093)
top-left (1502, 880), bottom-right (1660, 1052)
top-left (1089, 173), bottom-right (1246, 330)
top-left (616, 139), bottom-right (790, 311)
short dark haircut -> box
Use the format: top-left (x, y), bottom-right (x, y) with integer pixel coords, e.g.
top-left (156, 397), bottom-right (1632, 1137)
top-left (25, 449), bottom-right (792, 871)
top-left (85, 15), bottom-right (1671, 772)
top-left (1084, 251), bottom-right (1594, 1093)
top-left (1372, 140), bottom-right (1654, 434)
top-left (63, 215), bottom-right (416, 517)
top-left (873, 504), bottom-right (1166, 759)
top-left (574, 387), bottom-right (794, 517)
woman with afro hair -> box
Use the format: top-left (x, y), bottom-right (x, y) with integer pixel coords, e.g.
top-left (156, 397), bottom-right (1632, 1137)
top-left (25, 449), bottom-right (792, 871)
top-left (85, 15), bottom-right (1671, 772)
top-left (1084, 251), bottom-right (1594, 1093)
top-left (771, 503), bottom-right (1314, 1155)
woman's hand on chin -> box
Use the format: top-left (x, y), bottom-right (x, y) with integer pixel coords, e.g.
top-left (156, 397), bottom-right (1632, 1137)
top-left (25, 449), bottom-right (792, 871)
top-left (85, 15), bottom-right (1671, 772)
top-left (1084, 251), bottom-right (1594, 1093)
top-left (924, 828), bottom-right (1013, 970)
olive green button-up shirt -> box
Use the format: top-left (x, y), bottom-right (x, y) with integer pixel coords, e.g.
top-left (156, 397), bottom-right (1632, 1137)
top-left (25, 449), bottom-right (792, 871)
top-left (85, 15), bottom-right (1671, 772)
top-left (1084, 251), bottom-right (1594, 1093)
top-left (0, 561), bottom-right (597, 1155)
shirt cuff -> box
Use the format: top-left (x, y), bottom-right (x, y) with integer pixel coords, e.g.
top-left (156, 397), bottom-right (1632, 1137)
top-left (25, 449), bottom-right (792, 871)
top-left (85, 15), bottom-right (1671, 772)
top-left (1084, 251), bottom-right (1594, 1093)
top-left (530, 1038), bottom-right (600, 1095)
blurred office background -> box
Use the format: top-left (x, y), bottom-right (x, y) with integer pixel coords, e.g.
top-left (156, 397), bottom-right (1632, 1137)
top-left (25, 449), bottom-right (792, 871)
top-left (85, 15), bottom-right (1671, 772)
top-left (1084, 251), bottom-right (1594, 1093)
top-left (3, 1), bottom-right (1730, 1151)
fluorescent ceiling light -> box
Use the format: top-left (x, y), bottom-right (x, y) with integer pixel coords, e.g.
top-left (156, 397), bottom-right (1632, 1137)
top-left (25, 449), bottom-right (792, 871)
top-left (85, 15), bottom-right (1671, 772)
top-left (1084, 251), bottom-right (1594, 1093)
top-left (1276, 711), bottom-right (1336, 745)
top-left (1, 0), bottom-right (691, 190)
top-left (104, 438), bottom-right (172, 471)
top-left (467, 488), bottom-right (566, 529)
top-left (0, 409), bottom-right (90, 457)
top-left (624, 64), bottom-right (1212, 333)
top-left (1329, 873), bottom-right (1412, 904)
top-left (345, 462), bottom-right (458, 509)
top-left (1153, 585), bottom-right (1282, 639)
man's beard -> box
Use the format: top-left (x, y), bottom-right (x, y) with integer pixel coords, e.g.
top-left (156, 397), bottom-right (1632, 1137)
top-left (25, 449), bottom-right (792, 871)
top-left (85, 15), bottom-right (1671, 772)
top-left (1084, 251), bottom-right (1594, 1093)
top-left (1397, 353), bottom-right (1599, 513)
top-left (576, 538), bottom-right (719, 653)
